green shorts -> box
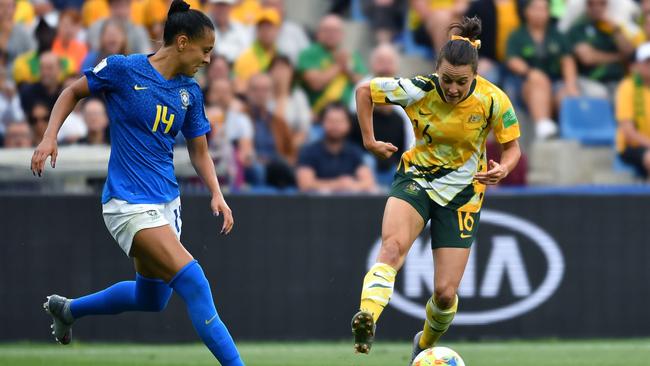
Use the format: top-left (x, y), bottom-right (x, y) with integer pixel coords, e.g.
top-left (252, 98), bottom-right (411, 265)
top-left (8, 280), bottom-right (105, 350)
top-left (389, 173), bottom-right (480, 249)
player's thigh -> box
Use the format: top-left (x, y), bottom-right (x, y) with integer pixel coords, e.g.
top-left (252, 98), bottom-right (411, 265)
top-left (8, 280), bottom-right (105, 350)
top-left (131, 225), bottom-right (194, 283)
top-left (430, 205), bottom-right (477, 291)
top-left (432, 247), bottom-right (471, 292)
top-left (377, 196), bottom-right (426, 269)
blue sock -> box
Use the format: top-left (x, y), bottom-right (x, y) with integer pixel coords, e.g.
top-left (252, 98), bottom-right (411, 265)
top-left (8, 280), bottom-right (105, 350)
top-left (170, 260), bottom-right (243, 366)
top-left (70, 273), bottom-right (172, 319)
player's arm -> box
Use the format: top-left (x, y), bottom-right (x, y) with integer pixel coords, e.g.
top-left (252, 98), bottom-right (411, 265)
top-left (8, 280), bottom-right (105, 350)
top-left (186, 135), bottom-right (233, 234)
top-left (31, 76), bottom-right (90, 176)
top-left (475, 140), bottom-right (521, 185)
top-left (356, 81), bottom-right (398, 159)
top-left (476, 91), bottom-right (522, 185)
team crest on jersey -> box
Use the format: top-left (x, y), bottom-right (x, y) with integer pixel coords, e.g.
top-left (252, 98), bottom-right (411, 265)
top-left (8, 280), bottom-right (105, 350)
top-left (468, 114), bottom-right (482, 124)
top-left (179, 89), bottom-right (190, 109)
top-left (404, 182), bottom-right (421, 196)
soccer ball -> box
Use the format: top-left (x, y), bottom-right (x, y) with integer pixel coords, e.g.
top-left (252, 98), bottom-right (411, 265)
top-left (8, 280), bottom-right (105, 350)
top-left (411, 346), bottom-right (465, 366)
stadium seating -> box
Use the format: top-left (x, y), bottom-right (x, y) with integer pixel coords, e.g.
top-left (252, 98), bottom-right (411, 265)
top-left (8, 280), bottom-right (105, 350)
top-left (559, 97), bottom-right (617, 146)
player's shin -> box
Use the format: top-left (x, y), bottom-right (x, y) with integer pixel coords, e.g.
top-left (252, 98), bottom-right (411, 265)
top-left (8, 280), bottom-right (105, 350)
top-left (169, 260), bottom-right (244, 366)
top-left (418, 295), bottom-right (458, 349)
top-left (70, 274), bottom-right (171, 319)
top-left (359, 262), bottom-right (397, 322)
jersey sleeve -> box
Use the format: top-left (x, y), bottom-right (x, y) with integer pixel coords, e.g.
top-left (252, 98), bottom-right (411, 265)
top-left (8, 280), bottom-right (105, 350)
top-left (615, 78), bottom-right (634, 123)
top-left (490, 89), bottom-right (521, 144)
top-left (182, 85), bottom-right (212, 139)
top-left (83, 54), bottom-right (126, 94)
top-left (369, 75), bottom-right (430, 108)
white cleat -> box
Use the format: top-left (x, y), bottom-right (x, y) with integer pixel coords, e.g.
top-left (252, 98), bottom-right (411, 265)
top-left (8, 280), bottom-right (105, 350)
top-left (43, 295), bottom-right (74, 345)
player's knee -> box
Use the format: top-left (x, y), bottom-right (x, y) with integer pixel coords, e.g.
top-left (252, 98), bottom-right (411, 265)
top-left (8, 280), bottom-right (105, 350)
top-left (150, 291), bottom-right (173, 312)
top-left (433, 285), bottom-right (457, 310)
top-left (136, 275), bottom-right (173, 312)
top-left (378, 238), bottom-right (407, 268)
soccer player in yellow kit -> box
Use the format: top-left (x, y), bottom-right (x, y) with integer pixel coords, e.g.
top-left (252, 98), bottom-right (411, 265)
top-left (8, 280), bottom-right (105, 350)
top-left (351, 16), bottom-right (522, 363)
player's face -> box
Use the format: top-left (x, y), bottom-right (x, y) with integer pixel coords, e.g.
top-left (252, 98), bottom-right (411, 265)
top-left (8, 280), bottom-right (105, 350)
top-left (180, 29), bottom-right (215, 76)
top-left (436, 60), bottom-right (476, 105)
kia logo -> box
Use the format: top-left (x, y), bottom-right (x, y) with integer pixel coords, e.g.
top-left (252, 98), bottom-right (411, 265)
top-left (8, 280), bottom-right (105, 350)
top-left (367, 209), bottom-right (564, 325)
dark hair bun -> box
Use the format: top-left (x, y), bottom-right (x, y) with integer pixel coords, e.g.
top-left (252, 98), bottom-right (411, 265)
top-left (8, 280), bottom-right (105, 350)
top-left (450, 16), bottom-right (482, 42)
top-left (168, 0), bottom-right (191, 17)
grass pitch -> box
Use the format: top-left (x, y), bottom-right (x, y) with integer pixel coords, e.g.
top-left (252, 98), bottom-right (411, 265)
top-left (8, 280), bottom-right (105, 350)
top-left (1, 339), bottom-right (649, 366)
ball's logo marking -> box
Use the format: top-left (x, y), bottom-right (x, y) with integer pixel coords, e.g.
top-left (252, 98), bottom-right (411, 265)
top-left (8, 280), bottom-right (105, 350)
top-left (367, 209), bottom-right (565, 325)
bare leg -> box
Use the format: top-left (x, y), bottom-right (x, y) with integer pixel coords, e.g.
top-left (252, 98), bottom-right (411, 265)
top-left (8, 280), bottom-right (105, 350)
top-left (353, 197), bottom-right (426, 353)
top-left (376, 197), bottom-right (425, 269)
top-left (131, 225), bottom-right (193, 282)
top-left (417, 247), bottom-right (471, 350)
top-left (131, 226), bottom-right (243, 365)
top-left (432, 247), bottom-right (471, 309)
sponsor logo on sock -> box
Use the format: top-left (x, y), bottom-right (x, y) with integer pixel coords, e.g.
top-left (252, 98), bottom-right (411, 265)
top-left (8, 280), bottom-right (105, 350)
top-left (205, 313), bottom-right (218, 325)
top-left (372, 272), bottom-right (389, 281)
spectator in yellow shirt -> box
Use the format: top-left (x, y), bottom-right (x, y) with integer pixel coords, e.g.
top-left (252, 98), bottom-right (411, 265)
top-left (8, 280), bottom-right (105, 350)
top-left (231, 0), bottom-right (262, 26)
top-left (616, 42), bottom-right (650, 179)
top-left (233, 8), bottom-right (280, 93)
top-left (12, 18), bottom-right (74, 85)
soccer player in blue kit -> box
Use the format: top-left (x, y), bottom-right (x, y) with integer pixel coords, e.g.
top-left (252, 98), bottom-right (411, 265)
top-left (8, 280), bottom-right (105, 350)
top-left (30, 1), bottom-right (244, 365)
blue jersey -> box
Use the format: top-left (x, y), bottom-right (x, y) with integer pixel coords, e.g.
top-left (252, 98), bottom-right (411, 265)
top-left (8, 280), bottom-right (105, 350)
top-left (84, 54), bottom-right (211, 204)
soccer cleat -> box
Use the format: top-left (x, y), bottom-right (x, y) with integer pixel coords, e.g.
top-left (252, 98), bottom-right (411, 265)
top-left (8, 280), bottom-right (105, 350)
top-left (43, 295), bottom-right (74, 345)
top-left (351, 310), bottom-right (375, 354)
top-left (409, 331), bottom-right (425, 365)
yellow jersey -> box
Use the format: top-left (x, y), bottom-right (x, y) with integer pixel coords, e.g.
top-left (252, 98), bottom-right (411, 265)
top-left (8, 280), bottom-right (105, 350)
top-left (370, 74), bottom-right (520, 212)
top-left (615, 75), bottom-right (650, 152)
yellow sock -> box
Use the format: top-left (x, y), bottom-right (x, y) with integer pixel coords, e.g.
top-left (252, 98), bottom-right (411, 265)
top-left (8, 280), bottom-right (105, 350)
top-left (359, 263), bottom-right (397, 322)
top-left (418, 295), bottom-right (458, 349)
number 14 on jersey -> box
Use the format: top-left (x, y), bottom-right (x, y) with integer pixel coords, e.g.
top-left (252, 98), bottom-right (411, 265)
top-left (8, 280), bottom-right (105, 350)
top-left (152, 105), bottom-right (175, 133)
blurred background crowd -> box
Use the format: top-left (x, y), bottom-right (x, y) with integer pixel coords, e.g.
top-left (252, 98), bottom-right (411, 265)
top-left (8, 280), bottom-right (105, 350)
top-left (1, 0), bottom-right (650, 194)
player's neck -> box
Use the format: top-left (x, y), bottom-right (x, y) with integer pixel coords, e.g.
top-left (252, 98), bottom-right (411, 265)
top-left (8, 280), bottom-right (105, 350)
top-left (148, 48), bottom-right (183, 80)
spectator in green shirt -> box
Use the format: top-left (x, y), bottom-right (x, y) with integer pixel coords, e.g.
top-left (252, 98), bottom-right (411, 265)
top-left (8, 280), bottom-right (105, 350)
top-left (506, 0), bottom-right (579, 140)
top-left (568, 0), bottom-right (635, 99)
top-left (297, 14), bottom-right (367, 115)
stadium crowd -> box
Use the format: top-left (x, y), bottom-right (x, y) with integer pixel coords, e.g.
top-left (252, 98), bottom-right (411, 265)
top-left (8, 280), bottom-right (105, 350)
top-left (1, 0), bottom-right (649, 192)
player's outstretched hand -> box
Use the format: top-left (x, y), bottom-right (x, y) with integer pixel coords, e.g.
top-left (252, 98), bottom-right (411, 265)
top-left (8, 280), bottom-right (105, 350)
top-left (364, 140), bottom-right (398, 160)
top-left (475, 159), bottom-right (508, 185)
top-left (31, 137), bottom-right (58, 177)
top-left (211, 194), bottom-right (234, 235)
